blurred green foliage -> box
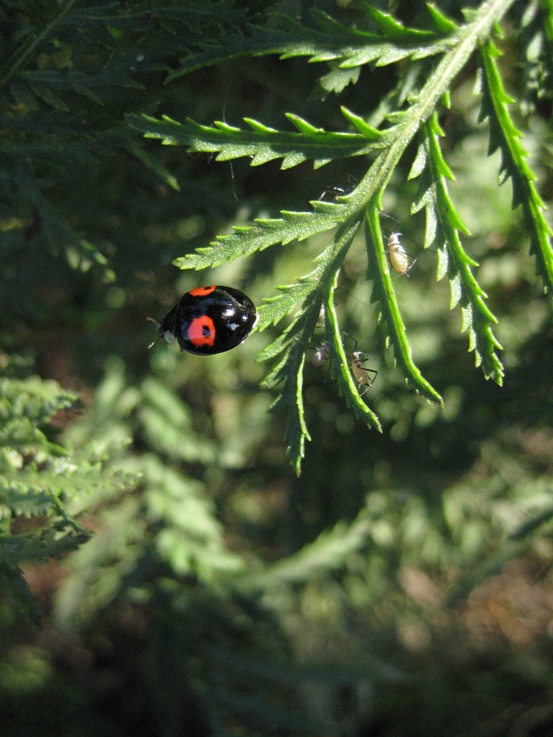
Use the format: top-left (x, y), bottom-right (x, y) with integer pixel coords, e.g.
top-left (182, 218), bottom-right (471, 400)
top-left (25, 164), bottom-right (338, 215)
top-left (1, 1), bottom-right (553, 736)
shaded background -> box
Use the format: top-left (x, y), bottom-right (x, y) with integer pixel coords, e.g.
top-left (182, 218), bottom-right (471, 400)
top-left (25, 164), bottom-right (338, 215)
top-left (1, 1), bottom-right (553, 735)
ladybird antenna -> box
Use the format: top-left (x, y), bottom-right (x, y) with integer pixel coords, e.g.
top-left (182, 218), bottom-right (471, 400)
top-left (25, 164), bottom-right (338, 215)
top-left (146, 316), bottom-right (160, 350)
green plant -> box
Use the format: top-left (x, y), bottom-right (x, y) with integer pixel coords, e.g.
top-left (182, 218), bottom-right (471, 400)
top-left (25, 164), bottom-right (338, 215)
top-left (0, 357), bottom-right (135, 625)
top-left (128, 0), bottom-right (553, 473)
top-left (2, 6), bottom-right (553, 734)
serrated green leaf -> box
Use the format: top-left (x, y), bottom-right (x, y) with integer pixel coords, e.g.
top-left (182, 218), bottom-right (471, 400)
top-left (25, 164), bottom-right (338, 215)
top-left (257, 269), bottom-right (325, 331)
top-left (0, 377), bottom-right (77, 427)
top-left (318, 62), bottom-right (360, 95)
top-left (324, 285), bottom-right (383, 431)
top-left (364, 4), bottom-right (438, 43)
top-left (0, 484), bottom-right (55, 517)
top-left (426, 3), bottom-right (459, 33)
top-left (0, 561), bottom-right (42, 626)
top-left (166, 7), bottom-right (459, 84)
top-left (0, 526), bottom-right (91, 567)
top-left (411, 116), bottom-right (504, 383)
top-left (257, 217), bottom-right (372, 472)
top-left (478, 41), bottom-right (553, 294)
top-left (127, 112), bottom-right (381, 171)
top-left (28, 81), bottom-right (69, 110)
top-left (138, 0), bottom-right (519, 471)
top-left (173, 208), bottom-right (344, 271)
top-left (340, 106), bottom-right (384, 139)
top-left (365, 206), bottom-right (443, 405)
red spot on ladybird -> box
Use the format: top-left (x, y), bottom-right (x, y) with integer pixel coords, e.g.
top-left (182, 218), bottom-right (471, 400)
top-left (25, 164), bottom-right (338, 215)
top-left (187, 315), bottom-right (216, 347)
top-left (189, 285), bottom-right (216, 297)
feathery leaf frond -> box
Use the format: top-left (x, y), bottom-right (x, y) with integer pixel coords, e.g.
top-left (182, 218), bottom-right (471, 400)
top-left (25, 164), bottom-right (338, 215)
top-left (478, 40), bottom-right (553, 293)
top-left (410, 115), bottom-right (504, 383)
top-left (128, 0), bottom-right (531, 470)
top-left (126, 110), bottom-right (385, 170)
top-left (166, 7), bottom-right (458, 83)
top-left (128, 0), bottom-right (553, 470)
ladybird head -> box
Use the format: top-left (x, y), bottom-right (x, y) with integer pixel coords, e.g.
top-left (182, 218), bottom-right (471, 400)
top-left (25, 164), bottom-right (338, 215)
top-left (158, 325), bottom-right (176, 345)
top-left (147, 316), bottom-right (176, 349)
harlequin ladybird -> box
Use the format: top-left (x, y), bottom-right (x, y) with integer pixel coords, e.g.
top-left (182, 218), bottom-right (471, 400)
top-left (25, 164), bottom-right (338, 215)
top-left (149, 285), bottom-right (257, 355)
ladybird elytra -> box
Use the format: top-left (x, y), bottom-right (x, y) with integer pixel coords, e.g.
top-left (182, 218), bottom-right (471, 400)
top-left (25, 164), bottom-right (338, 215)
top-left (189, 285), bottom-right (217, 297)
top-left (186, 315), bottom-right (216, 347)
top-left (150, 285), bottom-right (257, 355)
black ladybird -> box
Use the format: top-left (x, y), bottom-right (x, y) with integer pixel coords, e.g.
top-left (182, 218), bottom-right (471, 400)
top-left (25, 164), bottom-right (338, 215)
top-left (150, 285), bottom-right (257, 355)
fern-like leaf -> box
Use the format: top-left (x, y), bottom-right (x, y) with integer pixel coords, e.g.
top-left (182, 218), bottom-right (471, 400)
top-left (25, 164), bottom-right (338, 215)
top-left (173, 204), bottom-right (346, 270)
top-left (411, 115), bottom-right (504, 383)
top-left (131, 0), bottom-right (521, 469)
top-left (258, 218), bottom-right (382, 473)
top-left (0, 560), bottom-right (42, 626)
top-left (0, 368), bottom-right (137, 624)
top-left (324, 285), bottom-right (383, 431)
top-left (365, 206), bottom-right (443, 404)
top-left (238, 507), bottom-right (373, 591)
top-left (478, 40), bottom-right (553, 294)
top-left (0, 524), bottom-right (91, 567)
top-left (256, 268), bottom-right (325, 333)
top-left (126, 110), bottom-right (384, 171)
top-left (166, 8), bottom-right (457, 83)
top-left (258, 262), bottom-right (333, 474)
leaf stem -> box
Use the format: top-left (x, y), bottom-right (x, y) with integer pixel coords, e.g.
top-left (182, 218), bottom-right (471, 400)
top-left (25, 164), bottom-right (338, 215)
top-left (365, 206), bottom-right (443, 404)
